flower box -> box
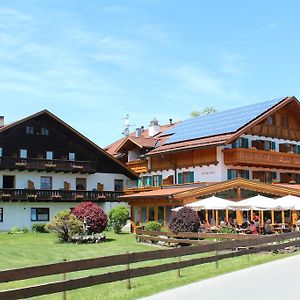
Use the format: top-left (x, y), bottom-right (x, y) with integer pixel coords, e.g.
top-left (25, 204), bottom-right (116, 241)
top-left (15, 162), bottom-right (27, 169)
top-left (52, 194), bottom-right (62, 200)
top-left (1, 193), bottom-right (11, 200)
top-left (27, 194), bottom-right (37, 200)
top-left (75, 194), bottom-right (84, 199)
top-left (72, 165), bottom-right (84, 170)
top-left (45, 163), bottom-right (56, 169)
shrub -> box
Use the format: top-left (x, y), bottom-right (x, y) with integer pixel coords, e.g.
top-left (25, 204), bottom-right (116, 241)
top-left (168, 207), bottom-right (200, 234)
top-left (218, 225), bottom-right (236, 234)
top-left (45, 210), bottom-right (83, 242)
top-left (72, 202), bottom-right (108, 233)
top-left (108, 206), bottom-right (130, 234)
top-left (32, 223), bottom-right (48, 233)
top-left (144, 221), bottom-right (161, 232)
top-left (8, 226), bottom-right (29, 234)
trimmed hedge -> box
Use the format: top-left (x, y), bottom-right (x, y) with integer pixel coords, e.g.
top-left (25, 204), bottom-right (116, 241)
top-left (144, 221), bottom-right (161, 231)
top-left (32, 223), bottom-right (48, 233)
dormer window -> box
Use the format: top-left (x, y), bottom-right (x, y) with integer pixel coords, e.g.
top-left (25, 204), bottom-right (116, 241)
top-left (26, 126), bottom-right (34, 135)
top-left (68, 152), bottom-right (75, 161)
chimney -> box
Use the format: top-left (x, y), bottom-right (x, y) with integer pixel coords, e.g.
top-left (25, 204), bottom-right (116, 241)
top-left (169, 118), bottom-right (173, 125)
top-left (0, 116), bottom-right (4, 128)
top-left (149, 118), bottom-right (160, 137)
top-left (135, 127), bottom-right (142, 138)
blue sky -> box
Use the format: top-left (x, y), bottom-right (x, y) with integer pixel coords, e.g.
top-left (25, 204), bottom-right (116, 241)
top-left (1, 0), bottom-right (300, 146)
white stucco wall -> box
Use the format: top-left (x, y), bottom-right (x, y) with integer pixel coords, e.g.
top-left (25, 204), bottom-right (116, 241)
top-left (0, 170), bottom-right (130, 191)
top-left (0, 201), bottom-right (129, 231)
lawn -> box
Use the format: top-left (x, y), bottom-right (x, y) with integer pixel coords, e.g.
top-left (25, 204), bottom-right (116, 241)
top-left (0, 231), bottom-right (297, 300)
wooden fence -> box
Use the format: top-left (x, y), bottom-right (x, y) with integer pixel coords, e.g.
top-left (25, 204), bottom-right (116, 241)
top-left (135, 229), bottom-right (261, 245)
top-left (1, 231), bottom-right (300, 299)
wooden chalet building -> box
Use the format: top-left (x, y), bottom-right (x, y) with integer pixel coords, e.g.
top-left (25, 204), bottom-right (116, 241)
top-left (106, 96), bottom-right (300, 230)
top-left (0, 110), bottom-right (137, 230)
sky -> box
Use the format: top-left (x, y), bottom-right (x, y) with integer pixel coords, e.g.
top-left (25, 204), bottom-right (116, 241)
top-left (1, 0), bottom-right (300, 147)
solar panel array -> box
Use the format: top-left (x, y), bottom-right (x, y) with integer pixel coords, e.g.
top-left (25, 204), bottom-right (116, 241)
top-left (163, 97), bottom-right (285, 145)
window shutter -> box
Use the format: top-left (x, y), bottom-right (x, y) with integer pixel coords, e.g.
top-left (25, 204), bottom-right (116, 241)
top-left (227, 169), bottom-right (233, 180)
top-left (297, 145), bottom-right (300, 154)
top-left (158, 175), bottom-right (162, 186)
top-left (271, 142), bottom-right (276, 150)
top-left (243, 138), bottom-right (249, 148)
top-left (138, 178), bottom-right (142, 188)
top-left (272, 172), bottom-right (277, 180)
top-left (189, 172), bottom-right (194, 183)
top-left (297, 174), bottom-right (300, 184)
top-left (147, 176), bottom-right (152, 187)
top-left (232, 141), bottom-right (237, 148)
top-left (178, 173), bottom-right (182, 184)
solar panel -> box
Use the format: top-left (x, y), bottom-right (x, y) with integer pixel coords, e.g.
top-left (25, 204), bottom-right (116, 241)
top-left (163, 97), bottom-right (286, 145)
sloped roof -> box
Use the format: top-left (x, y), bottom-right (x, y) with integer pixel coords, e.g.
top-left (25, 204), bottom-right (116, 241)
top-left (105, 122), bottom-right (178, 157)
top-left (162, 97), bottom-right (288, 145)
top-left (148, 96), bottom-right (300, 155)
top-left (0, 109), bottom-right (137, 179)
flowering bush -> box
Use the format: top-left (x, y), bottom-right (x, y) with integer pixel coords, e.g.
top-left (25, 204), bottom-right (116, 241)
top-left (72, 202), bottom-right (108, 233)
top-left (168, 207), bottom-right (200, 233)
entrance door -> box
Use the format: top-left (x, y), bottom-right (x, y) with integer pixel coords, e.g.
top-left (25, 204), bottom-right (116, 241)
top-left (3, 175), bottom-right (15, 188)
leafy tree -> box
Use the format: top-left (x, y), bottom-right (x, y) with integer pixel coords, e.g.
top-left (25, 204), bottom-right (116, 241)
top-left (45, 210), bottom-right (83, 242)
top-left (108, 205), bottom-right (130, 234)
top-left (168, 207), bottom-right (200, 233)
top-left (191, 106), bottom-right (217, 117)
top-left (72, 201), bottom-right (108, 233)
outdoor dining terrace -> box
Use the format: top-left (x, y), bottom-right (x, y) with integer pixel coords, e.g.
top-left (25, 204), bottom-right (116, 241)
top-left (0, 188), bottom-right (124, 202)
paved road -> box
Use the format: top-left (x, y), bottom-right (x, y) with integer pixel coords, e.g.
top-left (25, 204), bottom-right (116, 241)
top-left (142, 254), bottom-right (300, 300)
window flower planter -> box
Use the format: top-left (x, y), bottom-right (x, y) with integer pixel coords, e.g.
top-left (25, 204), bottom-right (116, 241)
top-left (72, 165), bottom-right (84, 170)
top-left (27, 194), bottom-right (37, 200)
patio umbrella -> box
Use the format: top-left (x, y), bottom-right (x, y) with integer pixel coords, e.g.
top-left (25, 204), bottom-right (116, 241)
top-left (229, 195), bottom-right (278, 211)
top-left (185, 196), bottom-right (236, 210)
top-left (275, 195), bottom-right (300, 210)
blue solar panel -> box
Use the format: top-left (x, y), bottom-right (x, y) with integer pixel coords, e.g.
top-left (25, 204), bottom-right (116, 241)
top-left (163, 97), bottom-right (286, 145)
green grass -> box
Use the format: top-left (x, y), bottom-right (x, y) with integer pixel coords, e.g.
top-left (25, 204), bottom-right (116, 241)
top-left (0, 232), bottom-right (297, 300)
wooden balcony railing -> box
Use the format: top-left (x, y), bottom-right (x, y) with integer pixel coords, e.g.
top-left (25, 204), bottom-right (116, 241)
top-left (0, 189), bottom-right (124, 202)
top-left (126, 159), bottom-right (148, 173)
top-left (0, 157), bottom-right (97, 173)
top-left (223, 148), bottom-right (300, 170)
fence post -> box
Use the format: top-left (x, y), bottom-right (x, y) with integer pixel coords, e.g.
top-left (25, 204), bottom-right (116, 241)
top-left (62, 259), bottom-right (67, 300)
top-left (215, 251), bottom-right (219, 269)
top-left (177, 256), bottom-right (181, 278)
top-left (126, 252), bottom-right (131, 289)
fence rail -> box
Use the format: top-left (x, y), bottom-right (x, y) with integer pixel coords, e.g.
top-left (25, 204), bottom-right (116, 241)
top-left (1, 231), bottom-right (300, 300)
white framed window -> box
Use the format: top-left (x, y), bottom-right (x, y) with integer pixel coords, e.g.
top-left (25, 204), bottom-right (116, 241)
top-left (41, 128), bottom-right (49, 136)
top-left (68, 152), bottom-right (75, 161)
top-left (46, 151), bottom-right (53, 160)
top-left (31, 208), bottom-right (49, 221)
top-left (40, 176), bottom-right (52, 189)
top-left (20, 149), bottom-right (27, 159)
top-left (26, 126), bottom-right (34, 135)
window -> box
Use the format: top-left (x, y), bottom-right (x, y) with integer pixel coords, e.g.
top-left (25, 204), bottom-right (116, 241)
top-left (232, 138), bottom-right (249, 148)
top-left (267, 115), bottom-right (275, 126)
top-left (114, 179), bottom-right (124, 191)
top-left (41, 128), bottom-right (49, 136)
top-left (20, 149), bottom-right (27, 159)
top-left (142, 176), bottom-right (152, 187)
top-left (178, 171), bottom-right (194, 184)
top-left (31, 208), bottom-right (49, 221)
top-left (0, 147), bottom-right (2, 157)
top-left (40, 176), bottom-right (52, 189)
top-left (68, 152), bottom-right (75, 161)
top-left (26, 126), bottom-right (34, 135)
top-left (0, 208), bottom-right (3, 222)
top-left (227, 169), bottom-right (250, 180)
top-left (3, 175), bottom-right (15, 188)
top-left (148, 207), bottom-right (155, 221)
top-left (153, 175), bottom-right (162, 187)
top-left (46, 151), bottom-right (53, 160)
top-left (76, 178), bottom-right (86, 190)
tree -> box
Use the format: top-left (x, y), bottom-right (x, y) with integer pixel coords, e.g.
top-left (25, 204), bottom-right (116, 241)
top-left (45, 210), bottom-right (83, 242)
top-left (168, 207), bottom-right (200, 233)
top-left (108, 205), bottom-right (130, 234)
top-left (191, 106), bottom-right (217, 117)
top-left (72, 202), bottom-right (108, 233)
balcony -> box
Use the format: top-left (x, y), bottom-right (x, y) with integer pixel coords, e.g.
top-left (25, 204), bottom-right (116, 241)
top-left (126, 159), bottom-right (148, 174)
top-left (223, 148), bottom-right (300, 170)
top-left (0, 189), bottom-right (124, 202)
top-left (0, 157), bottom-right (97, 173)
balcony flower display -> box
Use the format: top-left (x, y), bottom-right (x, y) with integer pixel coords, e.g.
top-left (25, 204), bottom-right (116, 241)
top-left (1, 193), bottom-right (11, 200)
top-left (52, 194), bottom-right (62, 199)
top-left (27, 194), bottom-right (37, 200)
top-left (45, 163), bottom-right (56, 169)
top-left (75, 194), bottom-right (84, 199)
top-left (15, 162), bottom-right (27, 169)
top-left (72, 165), bottom-right (84, 170)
